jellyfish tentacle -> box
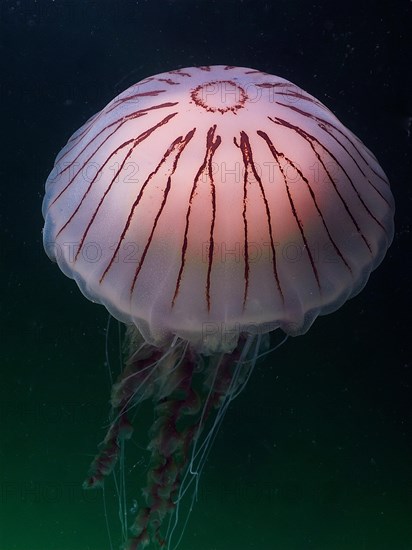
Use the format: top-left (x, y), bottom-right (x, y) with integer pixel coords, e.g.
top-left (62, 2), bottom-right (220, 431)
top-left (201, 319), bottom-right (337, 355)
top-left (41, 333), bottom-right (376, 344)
top-left (85, 331), bottom-right (268, 549)
top-left (166, 334), bottom-right (262, 549)
top-left (127, 344), bottom-right (200, 549)
top-left (83, 339), bottom-right (164, 489)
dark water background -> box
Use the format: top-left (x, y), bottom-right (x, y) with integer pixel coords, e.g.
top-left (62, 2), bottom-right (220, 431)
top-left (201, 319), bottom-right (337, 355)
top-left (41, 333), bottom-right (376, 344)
top-left (1, 1), bottom-right (412, 549)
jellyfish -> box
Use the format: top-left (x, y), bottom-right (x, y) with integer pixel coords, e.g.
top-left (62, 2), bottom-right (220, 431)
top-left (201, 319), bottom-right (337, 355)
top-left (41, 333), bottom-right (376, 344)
top-left (42, 66), bottom-right (394, 549)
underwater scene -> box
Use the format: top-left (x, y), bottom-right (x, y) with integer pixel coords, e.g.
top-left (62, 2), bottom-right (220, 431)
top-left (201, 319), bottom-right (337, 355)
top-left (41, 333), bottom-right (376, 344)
top-left (1, 1), bottom-right (411, 549)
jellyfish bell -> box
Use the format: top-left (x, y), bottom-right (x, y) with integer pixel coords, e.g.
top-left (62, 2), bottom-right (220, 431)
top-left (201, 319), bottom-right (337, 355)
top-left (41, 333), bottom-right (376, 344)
top-left (42, 65), bottom-right (394, 548)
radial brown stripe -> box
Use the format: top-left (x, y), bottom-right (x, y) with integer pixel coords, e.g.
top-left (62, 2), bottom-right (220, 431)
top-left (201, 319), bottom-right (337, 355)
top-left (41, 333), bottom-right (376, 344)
top-left (273, 116), bottom-right (386, 236)
top-left (257, 129), bottom-right (322, 290)
top-left (280, 100), bottom-right (390, 191)
top-left (169, 70), bottom-right (192, 78)
top-left (108, 91), bottom-right (172, 113)
top-left (318, 124), bottom-right (391, 197)
top-left (57, 113), bottom-right (178, 248)
top-left (115, 89), bottom-right (168, 103)
top-left (276, 101), bottom-right (390, 187)
top-left (52, 106), bottom-right (179, 209)
top-left (58, 101), bottom-right (178, 167)
top-left (138, 77), bottom-right (155, 86)
top-left (257, 130), bottom-right (352, 274)
top-left (238, 133), bottom-right (252, 309)
top-left (156, 78), bottom-right (180, 85)
top-left (101, 133), bottom-right (191, 284)
top-left (171, 126), bottom-right (221, 310)
top-left (316, 121), bottom-right (392, 207)
top-left (66, 115), bottom-right (97, 146)
top-left (56, 135), bottom-right (135, 240)
top-left (269, 115), bottom-right (373, 253)
top-left (256, 82), bottom-right (288, 89)
top-left (240, 131), bottom-right (284, 302)
top-left (51, 125), bottom-right (133, 209)
top-left (56, 118), bottom-right (118, 171)
top-left (130, 128), bottom-right (196, 294)
top-left (205, 128), bottom-right (221, 311)
top-left (72, 141), bottom-right (137, 263)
